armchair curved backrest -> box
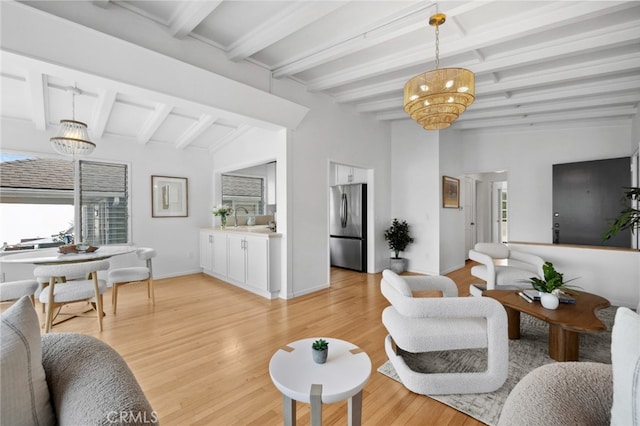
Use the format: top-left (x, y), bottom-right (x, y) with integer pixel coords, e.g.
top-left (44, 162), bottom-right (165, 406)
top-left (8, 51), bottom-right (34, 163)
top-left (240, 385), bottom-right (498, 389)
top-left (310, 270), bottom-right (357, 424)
top-left (380, 269), bottom-right (508, 395)
top-left (468, 242), bottom-right (544, 293)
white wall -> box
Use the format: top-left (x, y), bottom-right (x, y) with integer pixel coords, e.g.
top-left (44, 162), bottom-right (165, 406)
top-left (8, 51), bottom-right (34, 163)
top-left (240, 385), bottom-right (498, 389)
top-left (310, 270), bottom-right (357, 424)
top-left (389, 121), bottom-right (440, 275)
top-left (460, 124), bottom-right (632, 243)
top-left (438, 131), bottom-right (466, 274)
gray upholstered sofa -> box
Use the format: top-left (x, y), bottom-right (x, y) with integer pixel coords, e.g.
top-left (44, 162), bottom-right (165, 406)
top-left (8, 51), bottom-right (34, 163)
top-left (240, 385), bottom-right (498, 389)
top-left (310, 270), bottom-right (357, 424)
top-left (498, 307), bottom-right (639, 426)
top-left (1, 296), bottom-right (157, 425)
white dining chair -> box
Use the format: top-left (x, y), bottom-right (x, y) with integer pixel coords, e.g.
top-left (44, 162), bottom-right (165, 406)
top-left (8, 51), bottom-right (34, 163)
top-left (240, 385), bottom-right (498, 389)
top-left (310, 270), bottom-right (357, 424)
top-left (0, 279), bottom-right (40, 305)
top-left (107, 248), bottom-right (156, 314)
top-left (33, 260), bottom-right (110, 333)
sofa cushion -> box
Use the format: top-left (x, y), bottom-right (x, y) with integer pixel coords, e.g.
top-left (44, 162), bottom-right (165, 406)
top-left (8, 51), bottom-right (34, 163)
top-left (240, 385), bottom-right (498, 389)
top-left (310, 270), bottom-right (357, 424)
top-left (0, 296), bottom-right (55, 426)
top-left (382, 269), bottom-right (412, 297)
top-left (610, 307), bottom-right (640, 426)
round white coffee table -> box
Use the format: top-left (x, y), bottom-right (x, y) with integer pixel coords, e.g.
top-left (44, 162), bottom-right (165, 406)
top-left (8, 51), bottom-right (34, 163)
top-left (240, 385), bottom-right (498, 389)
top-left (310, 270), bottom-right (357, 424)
top-left (269, 338), bottom-right (371, 426)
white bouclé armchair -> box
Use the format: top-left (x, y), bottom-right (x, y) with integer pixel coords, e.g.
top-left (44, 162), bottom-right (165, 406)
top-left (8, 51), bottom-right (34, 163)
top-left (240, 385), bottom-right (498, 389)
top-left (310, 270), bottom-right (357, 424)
top-left (380, 270), bottom-right (509, 395)
top-left (468, 242), bottom-right (545, 296)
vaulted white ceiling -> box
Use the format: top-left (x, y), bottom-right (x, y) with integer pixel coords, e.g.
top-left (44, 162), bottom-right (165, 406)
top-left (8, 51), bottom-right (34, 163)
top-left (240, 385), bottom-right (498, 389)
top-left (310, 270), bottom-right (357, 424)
top-left (2, 1), bottom-right (639, 152)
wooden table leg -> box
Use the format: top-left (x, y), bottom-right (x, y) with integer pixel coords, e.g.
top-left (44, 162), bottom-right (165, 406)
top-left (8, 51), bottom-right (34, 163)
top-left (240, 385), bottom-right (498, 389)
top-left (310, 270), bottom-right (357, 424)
top-left (504, 306), bottom-right (521, 339)
top-left (310, 384), bottom-right (322, 426)
top-left (549, 324), bottom-right (579, 361)
top-left (348, 389), bottom-right (363, 426)
top-left (282, 394), bottom-right (296, 426)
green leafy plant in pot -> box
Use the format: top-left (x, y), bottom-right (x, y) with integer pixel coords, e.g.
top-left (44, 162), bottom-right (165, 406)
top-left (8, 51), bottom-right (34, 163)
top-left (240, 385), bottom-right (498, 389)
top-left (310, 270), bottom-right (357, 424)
top-left (602, 187), bottom-right (639, 241)
top-left (384, 218), bottom-right (414, 274)
top-left (528, 262), bottom-right (577, 310)
top-left (312, 339), bottom-right (329, 364)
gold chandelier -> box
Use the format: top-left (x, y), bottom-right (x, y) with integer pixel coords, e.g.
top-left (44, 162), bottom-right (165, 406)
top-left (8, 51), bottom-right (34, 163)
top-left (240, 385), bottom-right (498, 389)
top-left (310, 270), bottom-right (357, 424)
top-left (403, 13), bottom-right (475, 130)
top-left (50, 86), bottom-right (96, 156)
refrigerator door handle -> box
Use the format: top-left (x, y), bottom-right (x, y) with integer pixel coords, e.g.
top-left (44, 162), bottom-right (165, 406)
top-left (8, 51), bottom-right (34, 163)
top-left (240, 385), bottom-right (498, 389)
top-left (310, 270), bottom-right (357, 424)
top-left (340, 193), bottom-right (348, 228)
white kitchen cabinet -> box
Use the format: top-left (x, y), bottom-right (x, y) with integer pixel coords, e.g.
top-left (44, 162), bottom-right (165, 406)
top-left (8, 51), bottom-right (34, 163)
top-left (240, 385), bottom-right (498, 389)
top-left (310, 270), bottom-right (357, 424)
top-left (200, 228), bottom-right (280, 299)
top-left (200, 230), bottom-right (228, 276)
top-left (199, 230), bottom-right (213, 271)
top-left (212, 233), bottom-right (228, 276)
top-left (228, 234), bottom-right (269, 291)
top-left (227, 234), bottom-right (246, 283)
top-left (335, 164), bottom-right (367, 185)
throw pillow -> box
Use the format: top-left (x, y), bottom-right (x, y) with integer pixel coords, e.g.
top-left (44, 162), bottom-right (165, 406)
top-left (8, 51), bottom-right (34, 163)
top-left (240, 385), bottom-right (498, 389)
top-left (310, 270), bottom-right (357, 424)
top-left (1, 296), bottom-right (55, 425)
top-left (610, 307), bottom-right (640, 426)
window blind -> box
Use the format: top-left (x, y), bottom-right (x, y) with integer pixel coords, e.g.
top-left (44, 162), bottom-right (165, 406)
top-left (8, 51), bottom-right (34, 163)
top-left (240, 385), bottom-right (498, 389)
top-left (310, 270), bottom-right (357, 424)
top-left (79, 161), bottom-right (129, 245)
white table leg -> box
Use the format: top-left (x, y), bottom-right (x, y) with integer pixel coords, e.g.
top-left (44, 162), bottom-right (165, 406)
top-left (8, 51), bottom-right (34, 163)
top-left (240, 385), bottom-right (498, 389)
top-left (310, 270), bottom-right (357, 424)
top-left (310, 384), bottom-right (322, 426)
top-left (348, 390), bottom-right (363, 426)
top-left (282, 394), bottom-right (296, 426)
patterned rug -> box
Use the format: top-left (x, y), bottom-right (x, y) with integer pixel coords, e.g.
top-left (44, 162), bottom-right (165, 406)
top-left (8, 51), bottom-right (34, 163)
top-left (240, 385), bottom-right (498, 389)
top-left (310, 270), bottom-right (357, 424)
top-left (377, 306), bottom-right (616, 426)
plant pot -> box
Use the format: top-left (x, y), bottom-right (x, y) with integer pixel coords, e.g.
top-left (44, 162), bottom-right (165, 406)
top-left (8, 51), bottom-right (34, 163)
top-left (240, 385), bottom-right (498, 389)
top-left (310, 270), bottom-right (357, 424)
top-left (540, 292), bottom-right (559, 310)
top-left (312, 348), bottom-right (328, 364)
top-left (389, 258), bottom-right (407, 274)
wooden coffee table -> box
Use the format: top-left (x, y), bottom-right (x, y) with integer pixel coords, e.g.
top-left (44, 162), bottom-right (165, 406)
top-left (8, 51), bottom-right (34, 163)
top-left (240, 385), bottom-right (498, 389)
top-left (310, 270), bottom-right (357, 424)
top-left (483, 289), bottom-right (610, 361)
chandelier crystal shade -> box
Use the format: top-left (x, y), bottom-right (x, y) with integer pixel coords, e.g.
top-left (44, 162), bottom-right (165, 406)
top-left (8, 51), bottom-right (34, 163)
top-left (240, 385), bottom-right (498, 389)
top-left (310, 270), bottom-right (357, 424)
top-left (50, 87), bottom-right (96, 156)
top-left (403, 13), bottom-right (475, 130)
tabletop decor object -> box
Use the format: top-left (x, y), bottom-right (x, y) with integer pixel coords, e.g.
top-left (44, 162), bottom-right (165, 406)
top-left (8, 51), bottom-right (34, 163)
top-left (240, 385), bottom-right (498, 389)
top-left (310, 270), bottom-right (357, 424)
top-left (311, 339), bottom-right (329, 364)
top-left (528, 262), bottom-right (578, 310)
top-left (58, 244), bottom-right (98, 254)
top-left (212, 205), bottom-right (233, 229)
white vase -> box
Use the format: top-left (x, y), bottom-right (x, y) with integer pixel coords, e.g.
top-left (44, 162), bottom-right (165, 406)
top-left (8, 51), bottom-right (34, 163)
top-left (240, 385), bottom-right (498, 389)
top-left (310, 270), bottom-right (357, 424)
top-left (540, 292), bottom-right (559, 310)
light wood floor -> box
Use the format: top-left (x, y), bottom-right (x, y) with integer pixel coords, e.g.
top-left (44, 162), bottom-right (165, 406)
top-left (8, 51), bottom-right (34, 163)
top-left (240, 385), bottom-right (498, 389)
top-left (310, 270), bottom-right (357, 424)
top-left (20, 263), bottom-right (484, 426)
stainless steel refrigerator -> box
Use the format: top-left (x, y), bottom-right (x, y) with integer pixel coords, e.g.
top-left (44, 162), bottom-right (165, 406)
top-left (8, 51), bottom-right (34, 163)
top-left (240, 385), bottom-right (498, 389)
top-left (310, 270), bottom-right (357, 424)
top-left (330, 183), bottom-right (367, 272)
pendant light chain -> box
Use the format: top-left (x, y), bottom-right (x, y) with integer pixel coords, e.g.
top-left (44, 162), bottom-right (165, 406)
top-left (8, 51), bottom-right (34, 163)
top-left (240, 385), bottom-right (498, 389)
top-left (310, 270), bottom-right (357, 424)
top-left (434, 23), bottom-right (440, 70)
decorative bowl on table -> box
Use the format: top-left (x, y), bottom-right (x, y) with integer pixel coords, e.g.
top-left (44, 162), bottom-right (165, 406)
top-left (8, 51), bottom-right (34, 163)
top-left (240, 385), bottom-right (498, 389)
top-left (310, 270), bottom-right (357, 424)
top-left (58, 244), bottom-right (98, 254)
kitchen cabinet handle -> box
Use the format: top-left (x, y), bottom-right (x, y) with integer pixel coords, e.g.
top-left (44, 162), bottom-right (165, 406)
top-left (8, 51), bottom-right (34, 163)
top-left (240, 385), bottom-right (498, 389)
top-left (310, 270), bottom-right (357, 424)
top-left (209, 235), bottom-right (213, 243)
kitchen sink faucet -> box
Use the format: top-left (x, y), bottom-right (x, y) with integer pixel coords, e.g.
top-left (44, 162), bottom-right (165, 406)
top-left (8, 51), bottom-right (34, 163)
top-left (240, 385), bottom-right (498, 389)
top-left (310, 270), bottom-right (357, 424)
top-left (234, 206), bottom-right (249, 227)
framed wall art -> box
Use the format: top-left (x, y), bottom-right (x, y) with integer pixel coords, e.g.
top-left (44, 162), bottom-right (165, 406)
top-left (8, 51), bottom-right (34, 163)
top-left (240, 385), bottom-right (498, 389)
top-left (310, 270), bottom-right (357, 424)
top-left (151, 175), bottom-right (188, 217)
top-left (442, 176), bottom-right (460, 209)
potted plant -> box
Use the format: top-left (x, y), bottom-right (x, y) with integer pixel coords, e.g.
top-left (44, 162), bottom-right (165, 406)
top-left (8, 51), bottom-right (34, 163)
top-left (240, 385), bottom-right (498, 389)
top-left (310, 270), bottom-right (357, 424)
top-left (312, 339), bottom-right (329, 364)
top-left (602, 187), bottom-right (640, 241)
top-left (384, 218), bottom-right (414, 273)
top-left (528, 262), bottom-right (577, 310)
top-left (212, 205), bottom-right (233, 229)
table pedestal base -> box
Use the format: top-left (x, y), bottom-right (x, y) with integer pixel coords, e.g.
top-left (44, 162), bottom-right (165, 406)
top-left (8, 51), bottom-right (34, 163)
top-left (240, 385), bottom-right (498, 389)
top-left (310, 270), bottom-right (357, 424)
top-left (503, 306), bottom-right (580, 362)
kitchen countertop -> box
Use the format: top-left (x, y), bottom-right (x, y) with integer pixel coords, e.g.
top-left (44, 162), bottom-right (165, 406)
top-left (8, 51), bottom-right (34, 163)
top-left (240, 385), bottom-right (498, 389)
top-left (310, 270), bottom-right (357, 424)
top-left (203, 226), bottom-right (281, 237)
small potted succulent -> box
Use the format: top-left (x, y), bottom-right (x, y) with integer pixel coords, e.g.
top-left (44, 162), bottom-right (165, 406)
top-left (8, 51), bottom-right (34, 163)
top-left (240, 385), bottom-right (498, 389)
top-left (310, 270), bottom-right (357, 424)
top-left (311, 339), bottom-right (329, 364)
top-left (529, 262), bottom-right (577, 310)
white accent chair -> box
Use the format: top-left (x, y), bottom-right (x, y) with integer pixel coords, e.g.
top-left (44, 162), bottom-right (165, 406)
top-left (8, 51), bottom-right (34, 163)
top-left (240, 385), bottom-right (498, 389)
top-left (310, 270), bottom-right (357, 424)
top-left (107, 248), bottom-right (156, 314)
top-left (0, 279), bottom-right (39, 304)
top-left (33, 260), bottom-right (110, 333)
top-left (381, 269), bottom-right (509, 395)
top-left (468, 242), bottom-right (544, 296)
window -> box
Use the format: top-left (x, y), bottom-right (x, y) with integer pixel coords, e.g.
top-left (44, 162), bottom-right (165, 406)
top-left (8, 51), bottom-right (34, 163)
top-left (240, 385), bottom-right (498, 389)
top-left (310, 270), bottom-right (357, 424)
top-left (78, 161), bottom-right (129, 245)
top-left (221, 174), bottom-right (264, 215)
top-left (0, 154), bottom-right (129, 249)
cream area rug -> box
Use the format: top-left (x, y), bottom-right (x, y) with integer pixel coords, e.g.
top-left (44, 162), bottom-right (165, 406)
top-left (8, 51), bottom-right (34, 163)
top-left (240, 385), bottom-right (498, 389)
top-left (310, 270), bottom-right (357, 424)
top-left (377, 306), bottom-right (616, 426)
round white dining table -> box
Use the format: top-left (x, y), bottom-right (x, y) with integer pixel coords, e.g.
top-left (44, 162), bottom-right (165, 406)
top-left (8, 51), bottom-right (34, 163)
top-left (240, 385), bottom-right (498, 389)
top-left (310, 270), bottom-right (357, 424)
top-left (0, 245), bottom-right (136, 265)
